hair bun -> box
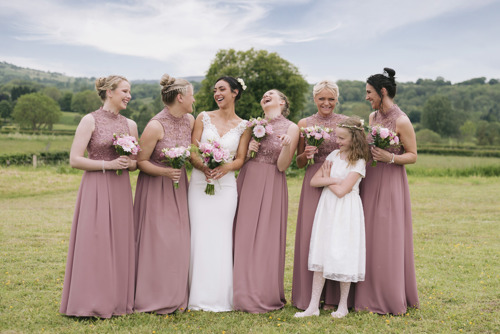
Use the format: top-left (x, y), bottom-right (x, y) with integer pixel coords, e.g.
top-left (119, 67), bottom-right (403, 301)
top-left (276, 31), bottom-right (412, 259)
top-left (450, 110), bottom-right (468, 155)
top-left (160, 74), bottom-right (176, 88)
top-left (95, 77), bottom-right (107, 91)
top-left (383, 67), bottom-right (396, 78)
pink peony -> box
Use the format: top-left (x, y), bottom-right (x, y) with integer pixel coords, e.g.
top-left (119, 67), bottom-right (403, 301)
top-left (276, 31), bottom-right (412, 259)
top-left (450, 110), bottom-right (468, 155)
top-left (379, 128), bottom-right (390, 139)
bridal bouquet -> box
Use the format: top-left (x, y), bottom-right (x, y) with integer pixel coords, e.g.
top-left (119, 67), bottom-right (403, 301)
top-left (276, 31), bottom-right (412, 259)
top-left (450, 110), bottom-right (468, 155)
top-left (196, 140), bottom-right (231, 195)
top-left (112, 133), bottom-right (140, 175)
top-left (161, 146), bottom-right (191, 188)
top-left (300, 125), bottom-right (333, 166)
top-left (246, 117), bottom-right (273, 158)
top-left (369, 125), bottom-right (400, 166)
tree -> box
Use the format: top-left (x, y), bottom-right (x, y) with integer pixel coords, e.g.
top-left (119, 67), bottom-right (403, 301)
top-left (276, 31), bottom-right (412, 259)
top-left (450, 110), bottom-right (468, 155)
top-left (71, 90), bottom-right (102, 114)
top-left (11, 85), bottom-right (37, 101)
top-left (476, 121), bottom-right (500, 145)
top-left (195, 48), bottom-right (309, 121)
top-left (59, 91), bottom-right (73, 111)
top-left (459, 120), bottom-right (476, 143)
top-left (0, 100), bottom-right (12, 120)
top-left (41, 86), bottom-right (62, 103)
top-left (421, 95), bottom-right (458, 137)
top-left (12, 93), bottom-right (62, 130)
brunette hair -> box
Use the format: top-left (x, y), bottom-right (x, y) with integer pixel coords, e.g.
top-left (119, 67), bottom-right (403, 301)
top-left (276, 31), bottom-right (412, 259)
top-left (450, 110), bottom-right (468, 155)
top-left (160, 74), bottom-right (191, 106)
top-left (366, 67), bottom-right (397, 99)
top-left (313, 80), bottom-right (339, 99)
top-left (273, 89), bottom-right (290, 117)
top-left (95, 75), bottom-right (128, 102)
top-left (215, 76), bottom-right (244, 101)
top-left (337, 117), bottom-right (370, 166)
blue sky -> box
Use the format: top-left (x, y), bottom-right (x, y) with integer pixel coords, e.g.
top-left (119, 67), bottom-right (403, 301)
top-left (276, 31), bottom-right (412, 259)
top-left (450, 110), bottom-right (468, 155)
top-left (1, 0), bottom-right (499, 83)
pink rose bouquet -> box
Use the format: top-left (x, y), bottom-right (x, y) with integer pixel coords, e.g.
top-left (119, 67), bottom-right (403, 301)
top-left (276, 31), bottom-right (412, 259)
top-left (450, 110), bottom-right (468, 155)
top-left (369, 125), bottom-right (400, 166)
top-left (300, 125), bottom-right (333, 166)
top-left (246, 117), bottom-right (273, 158)
top-left (161, 146), bottom-right (191, 188)
top-left (112, 133), bottom-right (140, 175)
top-left (195, 140), bottom-right (231, 195)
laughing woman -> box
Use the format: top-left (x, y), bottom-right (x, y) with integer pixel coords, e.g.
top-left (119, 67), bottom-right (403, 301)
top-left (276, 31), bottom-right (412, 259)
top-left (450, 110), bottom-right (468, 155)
top-left (356, 68), bottom-right (419, 315)
top-left (133, 74), bottom-right (195, 314)
top-left (60, 75), bottom-right (138, 318)
top-left (233, 89), bottom-right (299, 313)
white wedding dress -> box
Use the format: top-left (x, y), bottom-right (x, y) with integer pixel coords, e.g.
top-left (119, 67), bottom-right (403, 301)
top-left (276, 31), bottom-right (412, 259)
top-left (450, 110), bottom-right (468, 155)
top-left (188, 111), bottom-right (247, 312)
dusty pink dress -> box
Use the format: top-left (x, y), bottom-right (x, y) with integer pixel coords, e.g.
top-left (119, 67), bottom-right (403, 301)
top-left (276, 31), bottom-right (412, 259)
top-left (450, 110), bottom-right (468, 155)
top-left (60, 108), bottom-right (135, 318)
top-left (356, 105), bottom-right (419, 314)
top-left (133, 109), bottom-right (191, 314)
top-left (233, 115), bottom-right (294, 313)
top-left (291, 112), bottom-right (350, 310)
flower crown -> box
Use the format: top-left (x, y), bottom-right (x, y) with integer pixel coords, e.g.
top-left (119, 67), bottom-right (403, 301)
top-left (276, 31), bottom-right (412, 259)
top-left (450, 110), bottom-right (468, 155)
top-left (337, 119), bottom-right (364, 131)
top-left (237, 78), bottom-right (247, 90)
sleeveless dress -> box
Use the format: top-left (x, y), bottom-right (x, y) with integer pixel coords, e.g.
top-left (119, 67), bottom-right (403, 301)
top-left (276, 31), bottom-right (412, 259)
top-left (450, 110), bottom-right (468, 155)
top-left (233, 115), bottom-right (293, 313)
top-left (291, 112), bottom-right (350, 310)
top-left (356, 105), bottom-right (420, 314)
top-left (60, 108), bottom-right (135, 318)
top-left (308, 150), bottom-right (366, 282)
top-left (133, 108), bottom-right (191, 314)
top-left (187, 111), bottom-right (247, 312)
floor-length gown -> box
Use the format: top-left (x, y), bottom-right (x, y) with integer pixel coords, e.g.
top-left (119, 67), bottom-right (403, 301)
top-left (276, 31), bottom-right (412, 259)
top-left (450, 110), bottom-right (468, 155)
top-left (233, 115), bottom-right (293, 313)
top-left (60, 108), bottom-right (135, 318)
top-left (133, 108), bottom-right (191, 314)
top-left (356, 105), bottom-right (419, 315)
top-left (187, 111), bottom-right (247, 312)
top-left (308, 150), bottom-right (366, 282)
top-left (291, 112), bottom-right (352, 310)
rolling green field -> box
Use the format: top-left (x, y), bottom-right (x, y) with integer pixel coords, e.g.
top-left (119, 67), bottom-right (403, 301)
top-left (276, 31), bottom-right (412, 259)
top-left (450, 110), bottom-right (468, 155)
top-left (0, 164), bottom-right (499, 333)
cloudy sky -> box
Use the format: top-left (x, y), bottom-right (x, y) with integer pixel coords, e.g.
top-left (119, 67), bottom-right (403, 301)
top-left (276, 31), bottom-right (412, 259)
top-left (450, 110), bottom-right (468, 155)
top-left (1, 0), bottom-right (499, 84)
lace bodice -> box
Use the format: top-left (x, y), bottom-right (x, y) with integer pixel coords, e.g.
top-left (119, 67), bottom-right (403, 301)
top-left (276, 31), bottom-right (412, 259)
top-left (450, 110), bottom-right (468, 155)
top-left (149, 108), bottom-right (192, 167)
top-left (88, 108), bottom-right (131, 160)
top-left (305, 112), bottom-right (348, 164)
top-left (370, 105), bottom-right (407, 155)
top-left (253, 115), bottom-right (294, 165)
top-left (200, 112), bottom-right (247, 160)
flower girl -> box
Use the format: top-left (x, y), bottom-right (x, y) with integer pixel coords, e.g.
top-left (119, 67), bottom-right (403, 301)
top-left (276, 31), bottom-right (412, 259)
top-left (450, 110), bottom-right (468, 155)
top-left (294, 117), bottom-right (369, 318)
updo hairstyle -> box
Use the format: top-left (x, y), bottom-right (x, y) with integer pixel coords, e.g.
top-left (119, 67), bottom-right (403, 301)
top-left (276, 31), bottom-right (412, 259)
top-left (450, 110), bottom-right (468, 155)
top-left (215, 76), bottom-right (244, 102)
top-left (95, 75), bottom-right (128, 102)
top-left (273, 89), bottom-right (290, 117)
top-left (160, 74), bottom-right (191, 106)
top-left (366, 67), bottom-right (397, 99)
top-left (313, 80), bottom-right (339, 99)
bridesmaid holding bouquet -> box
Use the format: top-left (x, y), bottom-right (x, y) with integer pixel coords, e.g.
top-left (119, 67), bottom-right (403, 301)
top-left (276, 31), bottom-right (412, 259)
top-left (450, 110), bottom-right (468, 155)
top-left (233, 89), bottom-right (299, 313)
top-left (60, 75), bottom-right (138, 318)
top-left (133, 74), bottom-right (195, 314)
top-left (292, 80), bottom-right (349, 310)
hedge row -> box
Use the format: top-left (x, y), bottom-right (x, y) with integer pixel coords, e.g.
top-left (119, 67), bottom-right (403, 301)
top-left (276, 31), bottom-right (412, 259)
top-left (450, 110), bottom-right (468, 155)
top-left (0, 151), bottom-right (69, 165)
top-left (407, 165), bottom-right (500, 177)
top-left (418, 147), bottom-right (500, 157)
top-left (0, 129), bottom-right (75, 136)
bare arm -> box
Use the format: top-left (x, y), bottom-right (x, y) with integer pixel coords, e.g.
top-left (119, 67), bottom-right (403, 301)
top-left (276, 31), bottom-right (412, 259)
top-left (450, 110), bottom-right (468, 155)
top-left (327, 171), bottom-right (362, 198)
top-left (126, 118), bottom-right (139, 171)
top-left (277, 123), bottom-right (300, 172)
top-left (295, 118), bottom-right (318, 168)
top-left (212, 128), bottom-right (251, 179)
top-left (190, 113), bottom-right (211, 178)
top-left (69, 114), bottom-right (130, 172)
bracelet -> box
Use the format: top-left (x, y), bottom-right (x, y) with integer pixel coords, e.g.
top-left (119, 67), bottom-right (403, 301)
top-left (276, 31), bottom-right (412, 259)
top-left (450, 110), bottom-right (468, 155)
top-left (389, 153), bottom-right (395, 164)
top-left (102, 160), bottom-right (105, 173)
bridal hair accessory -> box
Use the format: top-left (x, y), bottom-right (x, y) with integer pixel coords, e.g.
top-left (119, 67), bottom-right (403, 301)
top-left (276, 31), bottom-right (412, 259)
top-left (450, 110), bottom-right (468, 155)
top-left (237, 78), bottom-right (247, 90)
top-left (383, 70), bottom-right (390, 78)
top-left (337, 122), bottom-right (364, 131)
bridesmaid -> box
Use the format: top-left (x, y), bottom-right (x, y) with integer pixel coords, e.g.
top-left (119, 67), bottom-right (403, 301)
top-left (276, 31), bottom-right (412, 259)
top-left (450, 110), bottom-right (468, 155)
top-left (233, 89), bottom-right (299, 313)
top-left (291, 80), bottom-right (349, 311)
top-left (60, 75), bottom-right (138, 318)
top-left (133, 74), bottom-right (195, 314)
top-left (356, 68), bottom-right (419, 315)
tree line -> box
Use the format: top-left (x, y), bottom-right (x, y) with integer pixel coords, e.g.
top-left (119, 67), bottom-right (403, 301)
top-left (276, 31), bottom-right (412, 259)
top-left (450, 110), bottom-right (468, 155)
top-left (0, 51), bottom-right (499, 145)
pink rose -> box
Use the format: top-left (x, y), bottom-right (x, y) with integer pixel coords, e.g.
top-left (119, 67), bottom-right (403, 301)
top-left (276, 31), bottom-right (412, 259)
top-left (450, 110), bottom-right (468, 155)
top-left (213, 150), bottom-right (224, 162)
top-left (379, 128), bottom-right (390, 139)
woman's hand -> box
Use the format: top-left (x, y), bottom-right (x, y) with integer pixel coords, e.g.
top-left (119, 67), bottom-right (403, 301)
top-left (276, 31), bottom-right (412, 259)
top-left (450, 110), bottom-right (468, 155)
top-left (210, 164), bottom-right (230, 180)
top-left (304, 145), bottom-right (318, 159)
top-left (321, 160), bottom-right (332, 177)
top-left (278, 134), bottom-right (292, 147)
top-left (164, 167), bottom-right (182, 182)
top-left (248, 138), bottom-right (260, 155)
top-left (370, 146), bottom-right (392, 163)
top-left (108, 155), bottom-right (132, 171)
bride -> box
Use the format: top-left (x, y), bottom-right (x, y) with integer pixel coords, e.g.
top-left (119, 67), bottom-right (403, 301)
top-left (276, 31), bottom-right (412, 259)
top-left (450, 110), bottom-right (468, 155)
top-left (188, 76), bottom-right (251, 311)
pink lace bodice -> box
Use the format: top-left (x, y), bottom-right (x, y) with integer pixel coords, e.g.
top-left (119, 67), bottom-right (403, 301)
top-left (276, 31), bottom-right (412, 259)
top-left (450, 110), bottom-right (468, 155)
top-left (370, 105), bottom-right (407, 155)
top-left (149, 108), bottom-right (192, 167)
top-left (88, 108), bottom-right (131, 160)
top-left (253, 115), bottom-right (294, 165)
top-left (305, 112), bottom-right (348, 164)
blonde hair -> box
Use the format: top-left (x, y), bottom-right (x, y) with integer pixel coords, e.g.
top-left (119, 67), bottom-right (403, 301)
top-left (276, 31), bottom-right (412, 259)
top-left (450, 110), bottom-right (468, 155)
top-left (160, 74), bottom-right (191, 106)
top-left (272, 89), bottom-right (290, 117)
top-left (95, 75), bottom-right (128, 102)
top-left (313, 80), bottom-right (339, 99)
top-left (337, 117), bottom-right (370, 166)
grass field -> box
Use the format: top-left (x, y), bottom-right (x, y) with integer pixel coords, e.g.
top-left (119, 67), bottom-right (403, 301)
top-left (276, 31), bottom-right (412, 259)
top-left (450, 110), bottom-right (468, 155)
top-left (0, 165), bottom-right (499, 333)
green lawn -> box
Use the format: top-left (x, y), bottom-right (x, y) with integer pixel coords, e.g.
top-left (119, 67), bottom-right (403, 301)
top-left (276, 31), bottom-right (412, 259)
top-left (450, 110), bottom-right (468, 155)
top-left (0, 165), bottom-right (498, 333)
